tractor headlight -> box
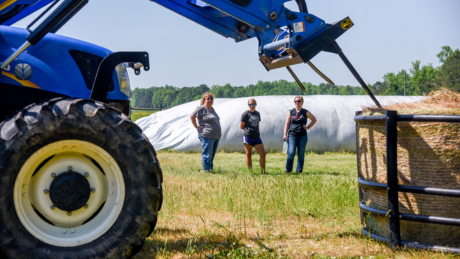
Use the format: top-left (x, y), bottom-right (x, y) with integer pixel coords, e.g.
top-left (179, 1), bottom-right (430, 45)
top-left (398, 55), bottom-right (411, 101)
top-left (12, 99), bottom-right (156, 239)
top-left (116, 64), bottom-right (131, 97)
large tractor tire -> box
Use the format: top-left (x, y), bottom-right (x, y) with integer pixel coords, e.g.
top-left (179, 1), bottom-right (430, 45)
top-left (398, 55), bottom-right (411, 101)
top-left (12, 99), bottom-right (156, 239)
top-left (0, 98), bottom-right (163, 258)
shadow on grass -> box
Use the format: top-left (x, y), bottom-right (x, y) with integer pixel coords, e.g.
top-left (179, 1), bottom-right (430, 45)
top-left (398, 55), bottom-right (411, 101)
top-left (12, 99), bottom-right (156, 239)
top-left (199, 166), bottom-right (343, 177)
top-left (154, 227), bottom-right (189, 236)
top-left (279, 171), bottom-right (342, 176)
top-left (135, 227), bottom-right (371, 258)
top-left (136, 226), bottom-right (264, 258)
top-left (307, 171), bottom-right (342, 176)
top-left (336, 231), bottom-right (365, 239)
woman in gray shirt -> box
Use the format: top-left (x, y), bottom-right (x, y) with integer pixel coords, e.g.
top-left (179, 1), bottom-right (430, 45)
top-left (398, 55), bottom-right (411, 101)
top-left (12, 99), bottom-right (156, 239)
top-left (240, 98), bottom-right (266, 174)
top-left (190, 92), bottom-right (221, 172)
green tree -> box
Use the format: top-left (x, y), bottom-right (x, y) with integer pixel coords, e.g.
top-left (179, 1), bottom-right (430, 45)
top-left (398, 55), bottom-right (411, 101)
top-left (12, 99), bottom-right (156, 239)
top-left (383, 70), bottom-right (407, 95)
top-left (409, 61), bottom-right (439, 94)
top-left (438, 49), bottom-right (460, 91)
top-left (437, 46), bottom-right (454, 63)
top-left (382, 60), bottom-right (439, 96)
top-left (131, 87), bottom-right (155, 108)
top-left (210, 84), bottom-right (224, 97)
top-left (222, 83), bottom-right (234, 97)
top-left (371, 81), bottom-right (388, 95)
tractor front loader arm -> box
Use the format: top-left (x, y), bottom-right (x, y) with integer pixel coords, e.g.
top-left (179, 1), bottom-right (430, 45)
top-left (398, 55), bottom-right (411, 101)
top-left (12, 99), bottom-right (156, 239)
top-left (149, 0), bottom-right (382, 107)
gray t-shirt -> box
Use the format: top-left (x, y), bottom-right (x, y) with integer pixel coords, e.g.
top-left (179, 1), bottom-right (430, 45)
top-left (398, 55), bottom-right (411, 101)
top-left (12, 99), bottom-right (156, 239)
top-left (192, 105), bottom-right (221, 139)
top-left (241, 110), bottom-right (261, 138)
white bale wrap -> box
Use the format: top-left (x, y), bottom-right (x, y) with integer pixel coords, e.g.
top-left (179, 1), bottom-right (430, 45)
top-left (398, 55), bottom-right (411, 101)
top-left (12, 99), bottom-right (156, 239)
top-left (136, 95), bottom-right (424, 152)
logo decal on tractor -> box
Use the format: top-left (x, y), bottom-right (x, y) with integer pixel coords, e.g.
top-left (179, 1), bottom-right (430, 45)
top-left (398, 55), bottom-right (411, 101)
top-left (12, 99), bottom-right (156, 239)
top-left (341, 18), bottom-right (353, 30)
top-left (15, 63), bottom-right (32, 81)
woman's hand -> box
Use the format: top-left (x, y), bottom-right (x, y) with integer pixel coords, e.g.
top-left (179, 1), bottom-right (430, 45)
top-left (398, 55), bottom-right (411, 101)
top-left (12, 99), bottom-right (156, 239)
top-left (303, 124), bottom-right (308, 130)
top-left (190, 114), bottom-right (203, 130)
top-left (283, 135), bottom-right (287, 141)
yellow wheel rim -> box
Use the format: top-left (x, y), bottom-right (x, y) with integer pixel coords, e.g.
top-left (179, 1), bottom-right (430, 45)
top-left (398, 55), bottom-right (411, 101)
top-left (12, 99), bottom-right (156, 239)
top-left (14, 140), bottom-right (125, 247)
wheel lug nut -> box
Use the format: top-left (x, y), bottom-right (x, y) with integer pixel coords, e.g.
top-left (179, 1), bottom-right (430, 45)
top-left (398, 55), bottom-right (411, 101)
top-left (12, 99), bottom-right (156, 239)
top-left (62, 229), bottom-right (67, 234)
top-left (91, 188), bottom-right (95, 193)
top-left (109, 190), bottom-right (114, 196)
top-left (51, 173), bottom-right (56, 178)
top-left (67, 212), bottom-right (72, 216)
top-left (84, 172), bottom-right (89, 177)
top-left (44, 189), bottom-right (49, 194)
top-left (50, 205), bottom-right (56, 210)
top-left (70, 228), bottom-right (76, 234)
top-left (68, 166), bottom-right (73, 171)
top-left (84, 204), bottom-right (89, 209)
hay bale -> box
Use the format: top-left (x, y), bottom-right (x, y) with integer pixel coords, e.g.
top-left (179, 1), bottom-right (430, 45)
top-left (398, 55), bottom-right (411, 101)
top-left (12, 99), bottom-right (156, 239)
top-left (358, 89), bottom-right (460, 246)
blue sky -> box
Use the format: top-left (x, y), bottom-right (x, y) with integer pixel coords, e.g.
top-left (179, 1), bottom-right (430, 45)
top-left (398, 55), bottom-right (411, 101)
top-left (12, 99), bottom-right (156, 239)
top-left (14, 0), bottom-right (460, 89)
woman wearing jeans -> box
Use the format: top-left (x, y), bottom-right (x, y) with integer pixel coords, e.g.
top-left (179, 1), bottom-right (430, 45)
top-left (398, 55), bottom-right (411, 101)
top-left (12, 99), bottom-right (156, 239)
top-left (283, 96), bottom-right (317, 174)
top-left (190, 92), bottom-right (221, 172)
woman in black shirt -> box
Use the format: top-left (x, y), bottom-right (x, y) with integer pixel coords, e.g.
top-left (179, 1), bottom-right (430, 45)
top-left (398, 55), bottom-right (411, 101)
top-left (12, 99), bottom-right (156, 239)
top-left (283, 96), bottom-right (317, 174)
top-left (240, 98), bottom-right (266, 174)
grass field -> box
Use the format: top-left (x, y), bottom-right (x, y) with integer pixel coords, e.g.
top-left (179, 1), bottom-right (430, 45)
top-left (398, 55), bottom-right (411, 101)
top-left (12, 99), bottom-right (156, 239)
top-left (131, 109), bottom-right (157, 121)
top-left (133, 151), bottom-right (455, 259)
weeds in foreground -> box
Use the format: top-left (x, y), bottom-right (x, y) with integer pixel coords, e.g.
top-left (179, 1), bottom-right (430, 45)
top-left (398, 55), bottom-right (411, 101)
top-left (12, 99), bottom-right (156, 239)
top-left (134, 152), bottom-right (457, 258)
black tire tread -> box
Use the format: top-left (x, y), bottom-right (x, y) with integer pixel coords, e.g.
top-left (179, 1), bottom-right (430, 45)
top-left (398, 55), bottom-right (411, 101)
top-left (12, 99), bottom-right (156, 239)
top-left (0, 98), bottom-right (163, 259)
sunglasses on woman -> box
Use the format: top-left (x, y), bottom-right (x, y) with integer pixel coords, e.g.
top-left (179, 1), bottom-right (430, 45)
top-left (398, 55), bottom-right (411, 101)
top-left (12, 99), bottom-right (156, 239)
top-left (294, 100), bottom-right (302, 103)
top-left (206, 97), bottom-right (213, 100)
top-left (248, 103), bottom-right (256, 106)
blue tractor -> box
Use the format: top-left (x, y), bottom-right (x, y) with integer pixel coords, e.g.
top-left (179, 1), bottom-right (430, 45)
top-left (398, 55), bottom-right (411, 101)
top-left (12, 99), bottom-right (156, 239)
top-left (0, 0), bottom-right (379, 258)
top-left (0, 1), bottom-right (162, 258)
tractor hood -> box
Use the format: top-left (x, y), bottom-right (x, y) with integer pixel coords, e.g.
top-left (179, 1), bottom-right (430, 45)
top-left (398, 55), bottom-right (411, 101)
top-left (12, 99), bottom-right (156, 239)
top-left (0, 0), bottom-right (54, 25)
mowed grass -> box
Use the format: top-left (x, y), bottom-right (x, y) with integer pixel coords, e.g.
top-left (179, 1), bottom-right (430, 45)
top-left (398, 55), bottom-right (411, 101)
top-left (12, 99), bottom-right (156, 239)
top-left (131, 110), bottom-right (157, 121)
top-left (134, 151), bottom-right (454, 259)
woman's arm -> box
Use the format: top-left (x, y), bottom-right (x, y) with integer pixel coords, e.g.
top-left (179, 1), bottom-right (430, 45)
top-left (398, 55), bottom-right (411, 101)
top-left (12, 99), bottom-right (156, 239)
top-left (190, 114), bottom-right (203, 130)
top-left (240, 122), bottom-right (245, 130)
top-left (283, 111), bottom-right (290, 141)
top-left (305, 111), bottom-right (317, 129)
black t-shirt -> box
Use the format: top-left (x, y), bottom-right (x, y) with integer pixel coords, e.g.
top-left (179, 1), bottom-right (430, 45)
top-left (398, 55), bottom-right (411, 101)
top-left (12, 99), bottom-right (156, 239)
top-left (241, 110), bottom-right (261, 138)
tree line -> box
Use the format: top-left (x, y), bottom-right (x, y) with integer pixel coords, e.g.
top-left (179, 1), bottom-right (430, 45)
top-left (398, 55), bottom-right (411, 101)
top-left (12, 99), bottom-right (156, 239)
top-left (132, 46), bottom-right (460, 109)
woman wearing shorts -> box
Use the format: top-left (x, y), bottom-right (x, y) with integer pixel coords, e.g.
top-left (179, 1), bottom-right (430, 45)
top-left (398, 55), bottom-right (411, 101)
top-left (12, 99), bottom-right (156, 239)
top-left (240, 98), bottom-right (266, 174)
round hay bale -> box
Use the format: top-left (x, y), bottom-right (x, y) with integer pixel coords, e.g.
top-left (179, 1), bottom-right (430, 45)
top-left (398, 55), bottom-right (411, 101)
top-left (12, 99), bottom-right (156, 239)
top-left (358, 90), bottom-right (460, 246)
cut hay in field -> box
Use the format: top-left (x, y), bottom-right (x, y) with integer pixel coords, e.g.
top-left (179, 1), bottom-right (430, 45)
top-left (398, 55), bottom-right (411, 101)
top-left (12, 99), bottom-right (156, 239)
top-left (364, 88), bottom-right (460, 112)
top-left (357, 89), bottom-right (460, 247)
